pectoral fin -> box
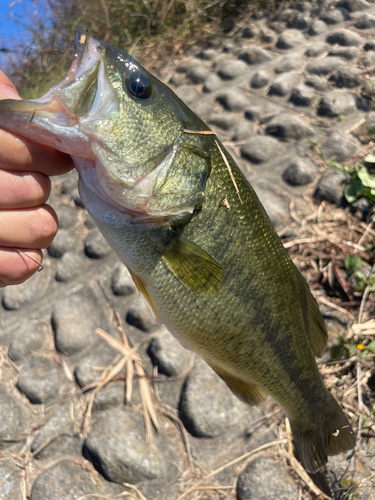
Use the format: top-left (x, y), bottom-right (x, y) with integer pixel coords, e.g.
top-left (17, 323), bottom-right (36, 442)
top-left (161, 236), bottom-right (224, 295)
top-left (209, 363), bottom-right (267, 406)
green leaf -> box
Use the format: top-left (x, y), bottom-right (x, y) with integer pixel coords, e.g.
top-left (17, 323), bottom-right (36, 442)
top-left (367, 340), bottom-right (375, 353)
top-left (345, 182), bottom-right (360, 203)
top-left (357, 165), bottom-right (375, 188)
top-left (345, 255), bottom-right (363, 274)
top-left (364, 154), bottom-right (375, 163)
top-left (369, 128), bottom-right (375, 136)
top-left (343, 347), bottom-right (350, 359)
top-left (331, 345), bottom-right (341, 360)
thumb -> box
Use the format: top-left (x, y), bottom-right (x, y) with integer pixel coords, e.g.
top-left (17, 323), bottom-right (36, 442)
top-left (0, 71), bottom-right (21, 100)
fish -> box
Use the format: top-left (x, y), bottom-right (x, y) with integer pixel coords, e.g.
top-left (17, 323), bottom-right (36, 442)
top-left (0, 27), bottom-right (355, 472)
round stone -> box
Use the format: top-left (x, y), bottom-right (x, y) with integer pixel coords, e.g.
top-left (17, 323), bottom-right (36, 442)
top-left (274, 55), bottom-right (303, 74)
top-left (0, 462), bottom-right (23, 499)
top-left (84, 408), bottom-right (179, 484)
top-left (48, 230), bottom-right (81, 258)
top-left (53, 204), bottom-right (80, 229)
top-left (328, 46), bottom-right (360, 60)
top-left (30, 461), bottom-right (100, 500)
top-left (216, 91), bottom-right (250, 112)
top-left (250, 70), bottom-right (270, 89)
top-left (326, 29), bottom-right (362, 46)
top-left (231, 122), bottom-right (256, 142)
top-left (0, 385), bottom-right (32, 443)
top-left (363, 51), bottom-right (375, 68)
top-left (111, 264), bottom-right (136, 296)
top-left (126, 297), bottom-right (157, 332)
top-left (8, 321), bottom-right (50, 363)
top-left (217, 59), bottom-right (249, 80)
top-left (179, 358), bottom-right (249, 438)
top-left (174, 85), bottom-right (198, 105)
top-left (238, 46), bottom-right (273, 65)
top-left (309, 20), bottom-right (328, 35)
top-left (168, 73), bottom-right (185, 87)
top-left (313, 169), bottom-right (349, 206)
top-left (290, 85), bottom-right (315, 106)
top-left (306, 57), bottom-right (346, 75)
top-left (55, 252), bottom-right (86, 282)
top-left (321, 131), bottom-right (360, 161)
top-left (276, 29), bottom-right (305, 49)
top-left (148, 326), bottom-right (191, 376)
top-left (237, 457), bottom-right (298, 500)
top-left (317, 90), bottom-right (356, 117)
top-left (328, 68), bottom-right (363, 89)
top-left (355, 13), bottom-right (375, 29)
top-left (321, 7), bottom-right (350, 24)
top-left (305, 75), bottom-right (329, 91)
top-left (282, 157), bottom-right (318, 186)
top-left (187, 66), bottom-right (211, 84)
top-left (265, 114), bottom-right (313, 139)
top-left (85, 228), bottom-right (111, 258)
top-left (337, 0), bottom-right (370, 11)
top-left (17, 356), bottom-right (73, 405)
top-left (268, 72), bottom-right (300, 97)
top-left (241, 136), bottom-right (280, 164)
top-left (61, 171), bottom-right (78, 195)
top-left (203, 73), bottom-right (224, 93)
top-left (52, 294), bottom-right (100, 356)
top-left (208, 113), bottom-right (239, 131)
top-left (305, 42), bottom-right (328, 58)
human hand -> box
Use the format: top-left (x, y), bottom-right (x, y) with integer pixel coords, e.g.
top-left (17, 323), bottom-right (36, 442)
top-left (0, 71), bottom-right (74, 287)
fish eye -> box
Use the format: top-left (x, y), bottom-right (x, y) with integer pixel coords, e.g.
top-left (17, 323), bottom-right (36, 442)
top-left (127, 74), bottom-right (152, 99)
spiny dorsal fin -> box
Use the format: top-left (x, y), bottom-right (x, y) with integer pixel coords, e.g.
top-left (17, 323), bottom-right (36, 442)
top-left (161, 236), bottom-right (224, 295)
top-left (302, 278), bottom-right (328, 357)
top-left (209, 362), bottom-right (267, 406)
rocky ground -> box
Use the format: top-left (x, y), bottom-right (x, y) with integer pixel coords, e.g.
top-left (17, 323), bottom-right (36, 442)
top-left (1, 0), bottom-right (375, 499)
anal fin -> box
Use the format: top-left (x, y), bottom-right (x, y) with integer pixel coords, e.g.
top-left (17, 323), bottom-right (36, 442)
top-left (209, 363), bottom-right (267, 406)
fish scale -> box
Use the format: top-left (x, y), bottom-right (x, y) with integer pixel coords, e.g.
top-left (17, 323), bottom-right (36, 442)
top-left (0, 27), bottom-right (355, 473)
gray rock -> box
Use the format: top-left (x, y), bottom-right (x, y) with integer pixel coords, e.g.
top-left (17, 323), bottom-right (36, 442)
top-left (126, 296), bottom-right (157, 332)
top-left (91, 382), bottom-right (125, 411)
top-left (268, 72), bottom-right (300, 97)
top-left (74, 344), bottom-right (121, 388)
top-left (52, 294), bottom-right (99, 356)
top-left (84, 214), bottom-right (96, 229)
top-left (259, 27), bottom-right (277, 44)
top-left (208, 113), bottom-right (239, 130)
top-left (84, 408), bottom-right (179, 484)
top-left (85, 228), bottom-right (111, 258)
top-left (290, 85), bottom-right (315, 106)
top-left (0, 385), bottom-right (32, 444)
top-left (287, 12), bottom-right (311, 30)
top-left (147, 326), bottom-right (191, 376)
top-left (321, 7), bottom-right (350, 24)
top-left (276, 29), bottom-right (305, 49)
top-left (216, 91), bottom-right (250, 112)
top-left (309, 19), bottom-right (329, 35)
top-left (250, 70), bottom-right (270, 89)
top-left (179, 358), bottom-right (249, 438)
top-left (282, 157), bottom-right (318, 186)
top-left (0, 461), bottom-right (23, 500)
top-left (321, 131), bottom-right (360, 161)
top-left (253, 182), bottom-right (291, 230)
top-left (313, 169), bottom-right (349, 206)
top-left (175, 58), bottom-right (202, 74)
top-left (232, 122), bottom-right (256, 142)
top-left (70, 188), bottom-right (85, 208)
top-left (217, 59), bottom-right (249, 80)
top-left (203, 73), bottom-right (225, 93)
top-left (363, 51), bottom-right (375, 68)
top-left (305, 42), bottom-right (328, 58)
top-left (30, 461), bottom-right (100, 500)
top-left (48, 230), bottom-right (81, 258)
top-left (240, 136), bottom-right (280, 164)
top-left (61, 170), bottom-right (78, 195)
top-left (328, 46), bottom-right (360, 60)
top-left (337, 0), bottom-right (370, 11)
top-left (328, 68), bottom-right (363, 88)
top-left (111, 263), bottom-right (136, 296)
top-left (17, 356), bottom-right (73, 405)
top-left (186, 66), bottom-right (211, 84)
top-left (242, 24), bottom-right (260, 39)
top-left (55, 252), bottom-right (86, 282)
top-left (33, 434), bottom-right (82, 461)
top-left (2, 264), bottom-right (51, 310)
top-left (318, 89), bottom-right (356, 117)
top-left (237, 457), bottom-right (298, 500)
top-left (305, 75), bottom-right (329, 91)
top-left (238, 47), bottom-right (273, 65)
top-left (8, 321), bottom-right (50, 363)
top-left (355, 13), bottom-right (375, 29)
top-left (31, 402), bottom-right (77, 452)
top-left (196, 48), bottom-right (216, 60)
top-left (53, 203), bottom-right (80, 229)
top-left (364, 41), bottom-right (375, 51)
top-left (265, 113), bottom-right (313, 140)
top-left (274, 55), bottom-right (304, 74)
top-left (306, 57), bottom-right (346, 75)
top-left (168, 73), bottom-right (185, 87)
top-left (174, 85), bottom-right (198, 105)
top-left (326, 29), bottom-right (362, 47)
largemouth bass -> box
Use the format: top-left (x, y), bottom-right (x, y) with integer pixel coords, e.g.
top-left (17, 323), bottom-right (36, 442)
top-left (0, 28), bottom-right (355, 472)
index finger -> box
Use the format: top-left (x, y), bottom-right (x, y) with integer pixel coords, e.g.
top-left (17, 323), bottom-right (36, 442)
top-left (0, 71), bottom-right (74, 176)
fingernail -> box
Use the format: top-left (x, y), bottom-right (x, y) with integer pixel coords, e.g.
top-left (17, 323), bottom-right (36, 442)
top-left (0, 85), bottom-right (21, 99)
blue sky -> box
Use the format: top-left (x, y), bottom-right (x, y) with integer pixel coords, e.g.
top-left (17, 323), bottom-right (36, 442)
top-left (0, 0), bottom-right (40, 68)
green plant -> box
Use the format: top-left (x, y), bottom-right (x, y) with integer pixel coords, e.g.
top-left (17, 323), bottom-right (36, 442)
top-left (328, 159), bottom-right (375, 204)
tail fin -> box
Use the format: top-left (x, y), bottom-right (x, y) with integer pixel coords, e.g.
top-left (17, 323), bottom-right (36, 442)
top-left (291, 392), bottom-right (355, 473)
